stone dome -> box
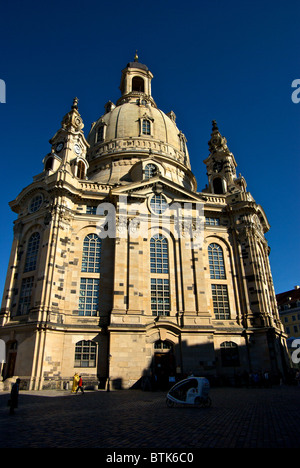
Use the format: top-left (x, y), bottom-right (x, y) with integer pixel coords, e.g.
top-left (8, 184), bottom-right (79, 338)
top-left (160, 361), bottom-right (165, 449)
top-left (87, 102), bottom-right (189, 159)
top-left (86, 58), bottom-right (195, 190)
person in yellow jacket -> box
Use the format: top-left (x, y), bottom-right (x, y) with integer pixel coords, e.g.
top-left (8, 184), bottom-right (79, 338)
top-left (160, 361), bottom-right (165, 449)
top-left (71, 373), bottom-right (80, 393)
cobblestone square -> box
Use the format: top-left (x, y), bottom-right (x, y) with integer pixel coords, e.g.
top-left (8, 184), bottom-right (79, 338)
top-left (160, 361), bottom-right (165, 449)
top-left (1, 384), bottom-right (300, 449)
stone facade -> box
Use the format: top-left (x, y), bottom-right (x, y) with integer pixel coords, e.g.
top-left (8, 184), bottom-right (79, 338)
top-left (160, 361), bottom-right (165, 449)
top-left (0, 56), bottom-right (290, 390)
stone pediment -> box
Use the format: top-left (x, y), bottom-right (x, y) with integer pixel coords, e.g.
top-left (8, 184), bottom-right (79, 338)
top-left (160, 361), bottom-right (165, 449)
top-left (110, 176), bottom-right (204, 204)
top-left (9, 182), bottom-right (49, 214)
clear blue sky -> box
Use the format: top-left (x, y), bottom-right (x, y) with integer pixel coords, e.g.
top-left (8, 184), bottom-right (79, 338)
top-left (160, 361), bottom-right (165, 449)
top-left (0, 0), bottom-right (299, 296)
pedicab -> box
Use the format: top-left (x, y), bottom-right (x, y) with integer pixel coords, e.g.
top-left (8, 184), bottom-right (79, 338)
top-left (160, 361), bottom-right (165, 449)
top-left (166, 376), bottom-right (212, 408)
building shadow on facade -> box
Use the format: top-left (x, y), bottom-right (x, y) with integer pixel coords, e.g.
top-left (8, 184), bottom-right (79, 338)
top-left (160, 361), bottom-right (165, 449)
top-left (108, 334), bottom-right (290, 391)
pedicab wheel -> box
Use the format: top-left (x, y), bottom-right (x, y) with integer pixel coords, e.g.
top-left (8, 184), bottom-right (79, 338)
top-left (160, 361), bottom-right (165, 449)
top-left (194, 397), bottom-right (204, 407)
top-left (204, 396), bottom-right (212, 407)
top-left (195, 396), bottom-right (212, 407)
top-left (166, 397), bottom-right (174, 408)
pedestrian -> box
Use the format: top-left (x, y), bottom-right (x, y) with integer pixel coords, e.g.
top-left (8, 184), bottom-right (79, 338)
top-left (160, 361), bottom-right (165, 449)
top-left (76, 375), bottom-right (84, 394)
top-left (8, 378), bottom-right (21, 415)
top-left (72, 372), bottom-right (79, 393)
top-left (263, 371), bottom-right (270, 388)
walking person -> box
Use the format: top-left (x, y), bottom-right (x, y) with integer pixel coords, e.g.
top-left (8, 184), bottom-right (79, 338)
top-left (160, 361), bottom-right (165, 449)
top-left (9, 378), bottom-right (20, 415)
top-left (263, 370), bottom-right (271, 388)
top-left (76, 375), bottom-right (84, 394)
top-left (71, 372), bottom-right (79, 393)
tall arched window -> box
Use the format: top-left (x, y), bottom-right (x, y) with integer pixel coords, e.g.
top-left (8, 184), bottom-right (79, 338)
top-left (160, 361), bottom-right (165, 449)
top-left (208, 243), bottom-right (225, 279)
top-left (257, 244), bottom-right (272, 314)
top-left (81, 234), bottom-right (102, 273)
top-left (24, 232), bottom-right (40, 272)
top-left (209, 243), bottom-right (230, 319)
top-left (150, 234), bottom-right (170, 316)
top-left (79, 234), bottom-right (101, 317)
top-left (150, 234), bottom-right (169, 274)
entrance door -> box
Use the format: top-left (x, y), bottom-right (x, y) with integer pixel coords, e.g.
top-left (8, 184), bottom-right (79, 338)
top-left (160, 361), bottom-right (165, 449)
top-left (6, 352), bottom-right (17, 378)
top-left (3, 341), bottom-right (17, 380)
top-left (153, 340), bottom-right (176, 390)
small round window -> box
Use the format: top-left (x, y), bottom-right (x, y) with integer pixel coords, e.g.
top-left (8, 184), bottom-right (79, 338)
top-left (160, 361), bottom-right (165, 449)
top-left (29, 194), bottom-right (43, 213)
top-left (150, 194), bottom-right (168, 214)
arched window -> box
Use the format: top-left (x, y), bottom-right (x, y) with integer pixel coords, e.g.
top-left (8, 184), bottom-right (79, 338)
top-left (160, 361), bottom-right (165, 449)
top-left (132, 76), bottom-right (144, 92)
top-left (45, 157), bottom-right (54, 171)
top-left (208, 243), bottom-right (225, 279)
top-left (142, 119), bottom-right (151, 135)
top-left (150, 234), bottom-right (169, 274)
top-left (77, 161), bottom-right (85, 179)
top-left (220, 341), bottom-right (240, 367)
top-left (24, 232), bottom-right (40, 272)
top-left (213, 177), bottom-right (224, 194)
top-left (81, 234), bottom-right (102, 273)
top-left (74, 340), bottom-right (97, 367)
top-left (145, 163), bottom-right (157, 179)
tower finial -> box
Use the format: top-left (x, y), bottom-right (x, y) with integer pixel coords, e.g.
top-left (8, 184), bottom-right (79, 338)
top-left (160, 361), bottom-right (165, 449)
top-left (134, 50), bottom-right (139, 62)
top-left (212, 120), bottom-right (218, 132)
top-left (72, 97), bottom-right (79, 109)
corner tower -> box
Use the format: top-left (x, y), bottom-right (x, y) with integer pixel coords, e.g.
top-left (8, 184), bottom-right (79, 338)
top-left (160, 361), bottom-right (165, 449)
top-left (203, 120), bottom-right (247, 195)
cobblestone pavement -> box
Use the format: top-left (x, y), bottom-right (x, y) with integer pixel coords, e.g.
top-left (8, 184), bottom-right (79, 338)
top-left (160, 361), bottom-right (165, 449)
top-left (0, 384), bottom-right (300, 449)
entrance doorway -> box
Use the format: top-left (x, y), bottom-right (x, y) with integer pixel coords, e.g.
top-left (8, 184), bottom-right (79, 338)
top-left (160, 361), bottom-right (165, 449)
top-left (3, 340), bottom-right (17, 380)
top-left (153, 340), bottom-right (176, 390)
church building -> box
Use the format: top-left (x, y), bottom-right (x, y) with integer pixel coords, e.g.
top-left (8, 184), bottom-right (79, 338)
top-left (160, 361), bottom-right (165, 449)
top-left (0, 56), bottom-right (289, 390)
